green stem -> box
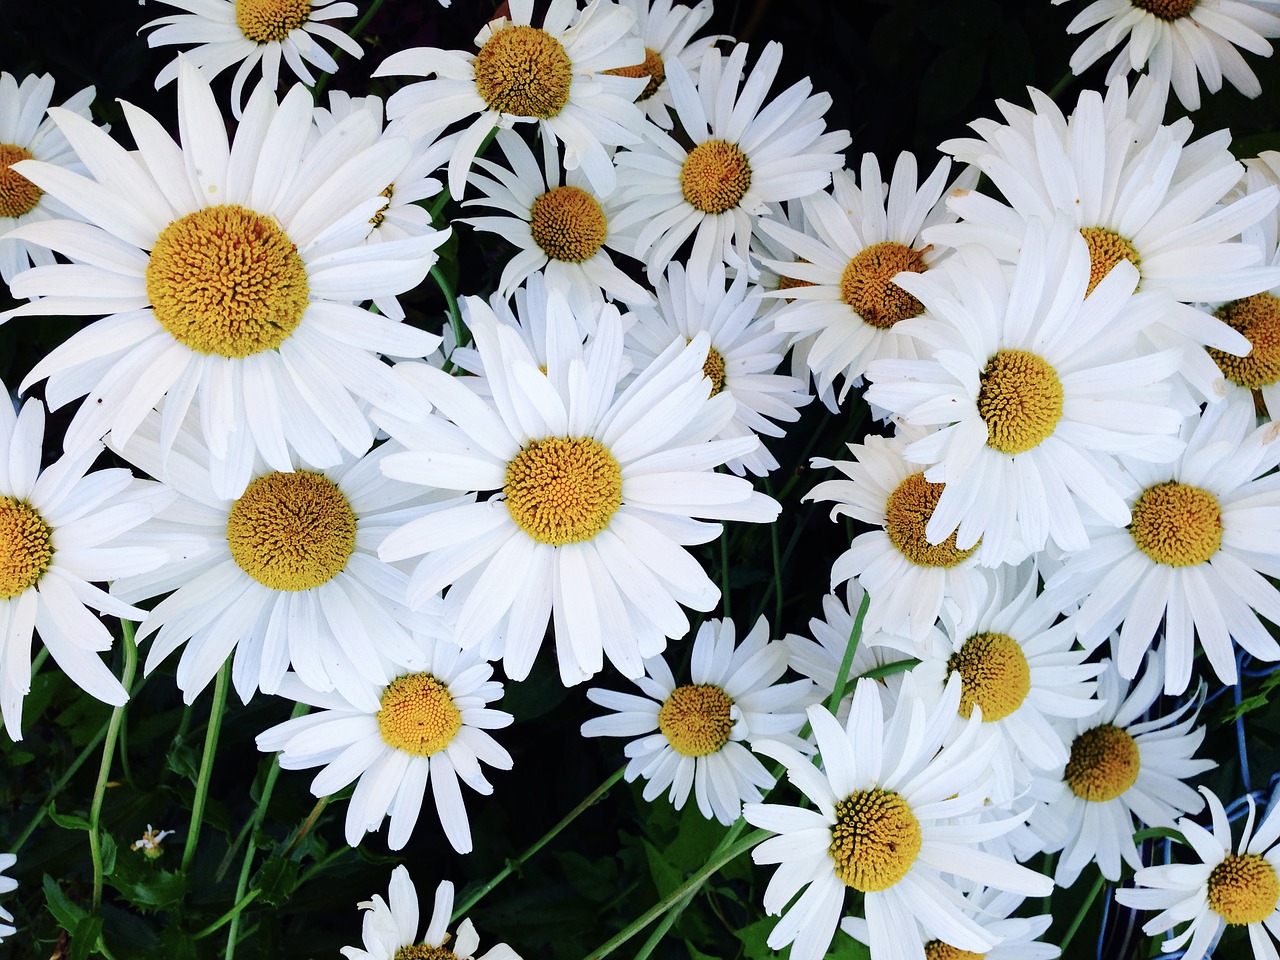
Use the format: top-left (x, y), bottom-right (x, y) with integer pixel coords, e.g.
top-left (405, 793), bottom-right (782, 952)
top-left (855, 659), bottom-right (919, 682)
top-left (453, 766), bottom-right (626, 920)
top-left (282, 795), bottom-right (330, 860)
top-left (1059, 872), bottom-right (1106, 952)
top-left (192, 889), bottom-right (261, 942)
top-left (632, 888), bottom-right (695, 960)
top-left (431, 264), bottom-right (466, 373)
top-left (827, 592), bottom-right (870, 713)
top-left (311, 0), bottom-right (390, 100)
top-left (89, 620), bottom-right (138, 916)
top-left (182, 659), bottom-right (230, 874)
top-left (1047, 69), bottom-right (1076, 102)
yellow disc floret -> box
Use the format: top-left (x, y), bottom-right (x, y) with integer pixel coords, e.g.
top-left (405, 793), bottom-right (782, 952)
top-left (977, 349), bottom-right (1064, 454)
top-left (0, 497), bottom-right (54, 599)
top-left (473, 24), bottom-right (573, 119)
top-left (226, 471), bottom-right (357, 592)
top-left (605, 47), bottom-right (666, 102)
top-left (529, 185), bottom-right (608, 263)
top-left (829, 789), bottom-right (922, 892)
top-left (702, 346), bottom-right (727, 397)
top-left (947, 632), bottom-right (1031, 722)
top-left (504, 437), bottom-right (623, 546)
top-left (1131, 0), bottom-right (1197, 21)
top-left (1209, 293), bottom-right (1280, 390)
top-left (1080, 227), bottom-right (1141, 296)
top-left (840, 241), bottom-right (929, 329)
top-left (884, 472), bottom-right (977, 568)
top-left (235, 0), bottom-right (311, 43)
top-left (1128, 481), bottom-right (1222, 567)
top-left (1207, 853), bottom-right (1280, 926)
top-left (1064, 724), bottom-right (1140, 802)
top-left (680, 140), bottom-right (752, 215)
top-left (0, 144), bottom-right (41, 218)
top-left (147, 204), bottom-right (309, 358)
top-left (393, 946), bottom-right (456, 960)
top-left (377, 673), bottom-right (463, 757)
top-left (658, 684), bottom-right (735, 757)
top-left (924, 943), bottom-right (983, 960)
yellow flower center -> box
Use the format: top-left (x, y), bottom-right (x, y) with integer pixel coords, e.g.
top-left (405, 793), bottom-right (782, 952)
top-left (529, 185), bottom-right (608, 263)
top-left (0, 497), bottom-right (54, 599)
top-left (0, 143), bottom-right (42, 218)
top-left (369, 183), bottom-right (395, 228)
top-left (1209, 293), bottom-right (1280, 390)
top-left (235, 0), bottom-right (311, 43)
top-left (393, 947), bottom-right (455, 960)
top-left (605, 46), bottom-right (666, 102)
top-left (946, 632), bottom-right (1031, 722)
top-left (924, 943), bottom-right (984, 960)
top-left (1208, 853), bottom-right (1280, 925)
top-left (657, 683), bottom-right (735, 757)
top-left (884, 472), bottom-right (977, 568)
top-left (377, 673), bottom-right (463, 757)
top-left (1128, 481), bottom-right (1222, 567)
top-left (1080, 227), bottom-right (1141, 296)
top-left (840, 241), bottom-right (929, 329)
top-left (226, 471), bottom-right (357, 592)
top-left (146, 204), bottom-right (309, 359)
top-left (680, 140), bottom-right (752, 215)
top-left (977, 349), bottom-right (1064, 455)
top-left (1131, 0), bottom-right (1197, 20)
top-left (1064, 724), bottom-right (1140, 802)
top-left (829, 789), bottom-right (922, 892)
top-left (702, 346), bottom-right (727, 397)
top-left (504, 437), bottom-right (623, 546)
top-left (473, 24), bottom-right (573, 119)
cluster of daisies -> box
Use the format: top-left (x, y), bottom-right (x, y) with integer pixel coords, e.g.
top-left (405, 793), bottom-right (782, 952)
top-left (0, 0), bottom-right (1279, 958)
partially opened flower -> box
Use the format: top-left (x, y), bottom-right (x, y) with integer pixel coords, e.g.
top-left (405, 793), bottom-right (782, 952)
top-left (609, 0), bottom-right (721, 129)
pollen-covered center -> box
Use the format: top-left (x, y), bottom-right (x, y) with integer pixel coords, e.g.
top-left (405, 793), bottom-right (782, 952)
top-left (840, 241), bottom-right (929, 329)
top-left (1131, 0), bottom-right (1197, 21)
top-left (947, 632), bottom-right (1031, 722)
top-left (658, 683), bottom-right (734, 757)
top-left (0, 497), bottom-right (54, 599)
top-left (473, 24), bottom-right (573, 119)
top-left (504, 437), bottom-right (623, 546)
top-left (702, 346), bottom-right (727, 397)
top-left (1080, 226), bottom-right (1141, 295)
top-left (977, 349), bottom-right (1064, 454)
top-left (1209, 293), bottom-right (1280, 390)
top-left (529, 185), bottom-right (608, 263)
top-left (377, 673), bottom-right (463, 758)
top-left (1207, 853), bottom-right (1280, 925)
top-left (235, 0), bottom-right (311, 43)
top-left (605, 46), bottom-right (666, 101)
top-left (147, 204), bottom-right (309, 358)
top-left (829, 789), bottom-right (922, 892)
top-left (923, 943), bottom-right (983, 960)
top-left (1064, 724), bottom-right (1140, 802)
top-left (369, 183), bottom-right (395, 227)
top-left (1128, 481), bottom-right (1222, 567)
top-left (884, 472), bottom-right (977, 568)
top-left (226, 471), bottom-right (357, 592)
top-left (681, 140), bottom-right (752, 215)
top-left (0, 144), bottom-right (42, 218)
top-left (393, 946), bottom-right (456, 960)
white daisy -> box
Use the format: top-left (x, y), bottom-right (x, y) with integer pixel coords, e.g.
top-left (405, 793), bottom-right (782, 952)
top-left (624, 260), bottom-right (810, 476)
top-left (0, 61), bottom-right (445, 500)
top-left (1030, 655), bottom-right (1215, 888)
top-left (0, 72), bottom-right (96, 286)
top-left (1052, 0), bottom-right (1280, 111)
top-left (0, 382), bottom-right (175, 739)
top-left (610, 0), bottom-right (722, 129)
top-left (612, 40), bottom-right (850, 285)
top-left (141, 0), bottom-right (363, 117)
top-left (744, 676), bottom-right (1053, 960)
top-left (1044, 390), bottom-right (1280, 695)
top-left (341, 867), bottom-right (521, 960)
top-left (373, 293), bottom-right (780, 686)
top-left (375, 0), bottom-right (649, 200)
top-left (0, 853), bottom-right (15, 942)
top-left (257, 634), bottom-right (513, 854)
top-left (581, 614), bottom-right (813, 825)
top-left (1116, 785), bottom-right (1280, 960)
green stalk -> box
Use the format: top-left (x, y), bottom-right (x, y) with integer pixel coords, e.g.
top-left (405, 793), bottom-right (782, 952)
top-left (431, 264), bottom-right (466, 374)
top-left (89, 620), bottom-right (138, 915)
top-left (1059, 872), bottom-right (1106, 952)
top-left (827, 592), bottom-right (870, 713)
top-left (192, 889), bottom-right (260, 942)
top-left (181, 659), bottom-right (230, 874)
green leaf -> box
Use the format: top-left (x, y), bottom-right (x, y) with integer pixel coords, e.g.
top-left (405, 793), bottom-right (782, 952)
top-left (685, 939), bottom-right (721, 960)
top-left (68, 917), bottom-right (104, 960)
top-left (48, 803), bottom-right (92, 832)
top-left (735, 916), bottom-right (778, 960)
top-left (43, 874), bottom-right (88, 930)
top-left (165, 738), bottom-right (199, 782)
top-left (100, 833), bottom-right (117, 876)
top-left (107, 852), bottom-right (189, 911)
top-left (642, 839), bottom-right (683, 898)
top-left (254, 855), bottom-right (301, 907)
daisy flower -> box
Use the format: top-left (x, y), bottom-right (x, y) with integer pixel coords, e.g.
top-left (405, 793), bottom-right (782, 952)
top-left (1030, 655), bottom-right (1214, 888)
top-left (0, 72), bottom-right (96, 285)
top-left (109, 407), bottom-right (455, 708)
top-left (130, 824), bottom-right (176, 860)
top-left (744, 676), bottom-right (1053, 960)
top-left (581, 615), bottom-right (813, 825)
top-left (141, 0), bottom-right (362, 117)
top-left (612, 40), bottom-right (850, 285)
top-left (0, 382), bottom-right (175, 739)
top-left (0, 854), bottom-right (15, 942)
top-left (461, 128), bottom-right (652, 315)
top-left (1044, 390), bottom-right (1280, 695)
top-left (373, 294), bottom-right (780, 686)
top-left (1116, 786), bottom-right (1280, 960)
top-left (1052, 0), bottom-right (1280, 111)
top-left (257, 635), bottom-right (513, 853)
top-left (864, 216), bottom-right (1186, 564)
top-left (341, 867), bottom-right (521, 960)
top-left (609, 0), bottom-right (721, 129)
top-left (375, 0), bottom-right (648, 200)
top-left (0, 61), bottom-right (445, 499)
top-left (624, 260), bottom-right (810, 476)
